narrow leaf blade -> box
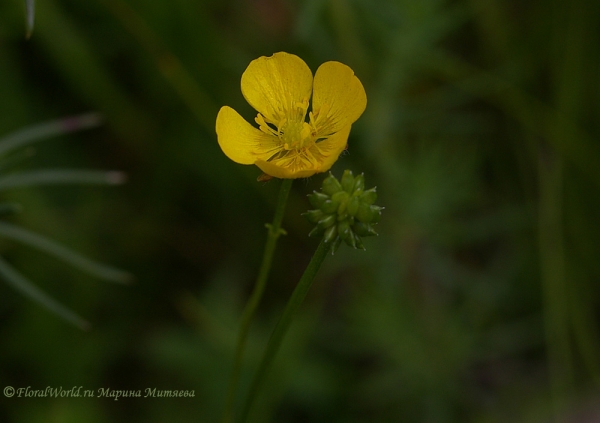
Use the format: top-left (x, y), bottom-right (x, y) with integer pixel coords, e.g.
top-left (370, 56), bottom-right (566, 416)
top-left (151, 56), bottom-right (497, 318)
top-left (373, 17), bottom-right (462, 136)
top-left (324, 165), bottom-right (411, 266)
top-left (0, 255), bottom-right (89, 330)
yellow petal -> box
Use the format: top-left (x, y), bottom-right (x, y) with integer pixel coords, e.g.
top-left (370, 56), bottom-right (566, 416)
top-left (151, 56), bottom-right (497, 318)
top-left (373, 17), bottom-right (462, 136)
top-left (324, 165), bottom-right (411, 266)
top-left (216, 106), bottom-right (279, 164)
top-left (255, 159), bottom-right (318, 179)
top-left (312, 62), bottom-right (367, 134)
top-left (255, 125), bottom-right (351, 179)
top-left (309, 124), bottom-right (352, 173)
top-left (241, 52), bottom-right (313, 124)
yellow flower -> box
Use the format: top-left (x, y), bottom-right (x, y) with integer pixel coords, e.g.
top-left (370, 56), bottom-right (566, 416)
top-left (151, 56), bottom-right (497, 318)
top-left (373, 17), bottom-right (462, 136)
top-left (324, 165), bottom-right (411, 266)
top-left (216, 52), bottom-right (367, 179)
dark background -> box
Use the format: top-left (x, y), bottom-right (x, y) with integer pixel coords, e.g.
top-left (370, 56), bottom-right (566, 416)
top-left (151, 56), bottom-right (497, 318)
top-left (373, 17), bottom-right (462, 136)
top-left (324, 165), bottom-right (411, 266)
top-left (1, 0), bottom-right (600, 422)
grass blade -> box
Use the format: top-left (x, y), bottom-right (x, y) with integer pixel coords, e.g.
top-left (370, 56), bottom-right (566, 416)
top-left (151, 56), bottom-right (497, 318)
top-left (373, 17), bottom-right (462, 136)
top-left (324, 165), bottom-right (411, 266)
top-left (0, 112), bottom-right (102, 158)
top-left (0, 255), bottom-right (89, 330)
top-left (0, 221), bottom-right (131, 284)
top-left (25, 0), bottom-right (35, 39)
top-left (0, 169), bottom-right (126, 191)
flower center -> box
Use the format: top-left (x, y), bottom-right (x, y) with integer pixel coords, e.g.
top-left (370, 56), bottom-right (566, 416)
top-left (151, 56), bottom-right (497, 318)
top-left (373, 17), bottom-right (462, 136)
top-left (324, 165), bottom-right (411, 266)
top-left (255, 98), bottom-right (319, 152)
top-left (280, 119), bottom-right (313, 150)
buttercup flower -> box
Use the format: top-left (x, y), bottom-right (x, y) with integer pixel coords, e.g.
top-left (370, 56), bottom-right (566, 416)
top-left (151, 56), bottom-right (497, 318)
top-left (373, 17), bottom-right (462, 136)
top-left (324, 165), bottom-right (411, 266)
top-left (216, 52), bottom-right (367, 179)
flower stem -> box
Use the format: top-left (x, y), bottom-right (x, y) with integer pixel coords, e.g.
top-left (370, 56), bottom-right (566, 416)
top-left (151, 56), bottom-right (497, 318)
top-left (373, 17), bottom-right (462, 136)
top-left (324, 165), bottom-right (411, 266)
top-left (238, 238), bottom-right (332, 423)
top-left (221, 178), bottom-right (293, 423)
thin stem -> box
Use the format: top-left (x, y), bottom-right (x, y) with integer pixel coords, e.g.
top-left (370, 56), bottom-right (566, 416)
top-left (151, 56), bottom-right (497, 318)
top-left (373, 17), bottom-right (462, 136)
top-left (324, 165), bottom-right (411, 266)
top-left (538, 150), bottom-right (572, 417)
top-left (239, 238), bottom-right (331, 423)
top-left (221, 178), bottom-right (293, 423)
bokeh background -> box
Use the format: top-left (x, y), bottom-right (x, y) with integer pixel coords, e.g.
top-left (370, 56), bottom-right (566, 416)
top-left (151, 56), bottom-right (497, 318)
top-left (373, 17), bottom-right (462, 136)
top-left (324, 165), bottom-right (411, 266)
top-left (1, 0), bottom-right (600, 422)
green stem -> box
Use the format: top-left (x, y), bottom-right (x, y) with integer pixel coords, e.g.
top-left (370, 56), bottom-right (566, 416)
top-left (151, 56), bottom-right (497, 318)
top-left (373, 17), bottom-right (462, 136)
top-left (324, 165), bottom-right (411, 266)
top-left (239, 238), bottom-right (331, 423)
top-left (539, 150), bottom-right (572, 415)
top-left (221, 178), bottom-right (293, 423)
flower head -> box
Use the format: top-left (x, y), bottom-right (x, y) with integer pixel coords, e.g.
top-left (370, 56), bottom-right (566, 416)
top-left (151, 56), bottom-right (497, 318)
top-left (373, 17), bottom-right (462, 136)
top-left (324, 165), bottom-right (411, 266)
top-left (304, 170), bottom-right (382, 253)
top-left (216, 52), bottom-right (367, 179)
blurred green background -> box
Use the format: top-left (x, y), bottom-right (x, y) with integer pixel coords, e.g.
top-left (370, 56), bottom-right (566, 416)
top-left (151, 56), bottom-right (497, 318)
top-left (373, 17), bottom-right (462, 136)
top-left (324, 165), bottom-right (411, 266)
top-left (1, 0), bottom-right (600, 422)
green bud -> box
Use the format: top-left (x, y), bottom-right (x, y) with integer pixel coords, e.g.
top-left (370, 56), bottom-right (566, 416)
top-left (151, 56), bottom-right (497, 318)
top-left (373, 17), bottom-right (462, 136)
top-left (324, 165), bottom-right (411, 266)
top-left (360, 187), bottom-right (377, 205)
top-left (302, 209), bottom-right (323, 224)
top-left (309, 191), bottom-right (329, 208)
top-left (308, 226), bottom-right (324, 237)
top-left (347, 196), bottom-right (360, 216)
top-left (341, 170), bottom-right (355, 193)
top-left (353, 174), bottom-right (365, 193)
top-left (322, 173), bottom-right (343, 195)
top-left (317, 214), bottom-right (336, 229)
top-left (353, 221), bottom-right (378, 237)
top-left (342, 228), bottom-right (358, 248)
top-left (304, 170), bottom-right (382, 251)
top-left (338, 220), bottom-right (353, 243)
top-left (331, 237), bottom-right (342, 254)
top-left (332, 191), bottom-right (349, 214)
top-left (324, 225), bottom-right (338, 243)
top-left (331, 190), bottom-right (349, 204)
top-left (356, 203), bottom-right (374, 223)
top-left (369, 205), bottom-right (383, 223)
top-left (322, 199), bottom-right (339, 214)
top-left (337, 213), bottom-right (348, 224)
top-left (353, 233), bottom-right (365, 250)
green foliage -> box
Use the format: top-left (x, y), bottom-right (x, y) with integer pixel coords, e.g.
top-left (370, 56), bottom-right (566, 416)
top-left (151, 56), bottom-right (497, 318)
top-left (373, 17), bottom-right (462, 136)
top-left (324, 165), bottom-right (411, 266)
top-left (0, 115), bottom-right (129, 330)
top-left (1, 0), bottom-right (599, 422)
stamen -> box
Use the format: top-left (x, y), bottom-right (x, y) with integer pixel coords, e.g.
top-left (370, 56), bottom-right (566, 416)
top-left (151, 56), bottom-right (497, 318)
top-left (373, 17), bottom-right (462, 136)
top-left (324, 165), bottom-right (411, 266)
top-left (266, 148), bottom-right (289, 162)
top-left (256, 114), bottom-right (279, 137)
top-left (254, 97), bottom-right (339, 172)
top-left (311, 103), bottom-right (339, 140)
